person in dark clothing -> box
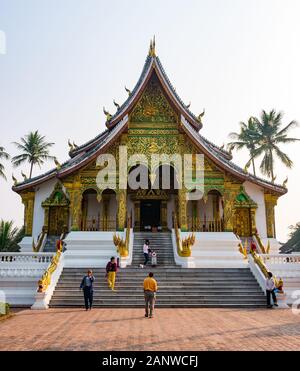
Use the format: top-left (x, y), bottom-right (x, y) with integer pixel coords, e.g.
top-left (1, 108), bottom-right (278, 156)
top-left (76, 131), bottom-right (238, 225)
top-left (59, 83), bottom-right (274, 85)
top-left (80, 269), bottom-right (95, 311)
top-left (106, 256), bottom-right (118, 291)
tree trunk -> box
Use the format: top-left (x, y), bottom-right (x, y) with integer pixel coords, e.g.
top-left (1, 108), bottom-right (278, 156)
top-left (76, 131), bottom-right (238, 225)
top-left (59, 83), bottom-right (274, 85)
top-left (270, 150), bottom-right (274, 181)
top-left (251, 158), bottom-right (256, 176)
top-left (29, 162), bottom-right (34, 179)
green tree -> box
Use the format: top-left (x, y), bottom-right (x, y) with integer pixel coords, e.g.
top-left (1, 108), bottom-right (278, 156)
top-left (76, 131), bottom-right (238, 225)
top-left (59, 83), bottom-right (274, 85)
top-left (227, 117), bottom-right (259, 176)
top-left (12, 131), bottom-right (54, 179)
top-left (252, 110), bottom-right (299, 180)
top-left (281, 222), bottom-right (300, 253)
top-left (0, 146), bottom-right (10, 180)
top-left (0, 220), bottom-right (24, 252)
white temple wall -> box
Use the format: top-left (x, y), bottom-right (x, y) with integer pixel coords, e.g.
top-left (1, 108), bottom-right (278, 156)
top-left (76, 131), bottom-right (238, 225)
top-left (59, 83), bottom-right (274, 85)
top-left (32, 178), bottom-right (57, 239)
top-left (243, 181), bottom-right (267, 238)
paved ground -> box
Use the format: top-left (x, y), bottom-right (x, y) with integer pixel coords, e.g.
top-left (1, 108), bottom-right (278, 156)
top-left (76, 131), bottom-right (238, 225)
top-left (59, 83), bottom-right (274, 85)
top-left (0, 308), bottom-right (300, 351)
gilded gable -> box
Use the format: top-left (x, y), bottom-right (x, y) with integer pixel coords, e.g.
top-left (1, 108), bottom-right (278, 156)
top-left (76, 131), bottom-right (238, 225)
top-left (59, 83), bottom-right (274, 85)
top-left (130, 73), bottom-right (178, 123)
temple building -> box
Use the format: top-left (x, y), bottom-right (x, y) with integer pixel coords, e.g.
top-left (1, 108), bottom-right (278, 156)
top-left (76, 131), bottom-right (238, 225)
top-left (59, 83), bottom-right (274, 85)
top-left (12, 40), bottom-right (287, 250)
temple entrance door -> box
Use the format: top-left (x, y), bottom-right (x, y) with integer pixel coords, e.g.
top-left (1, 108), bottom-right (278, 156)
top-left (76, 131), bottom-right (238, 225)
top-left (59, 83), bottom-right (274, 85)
top-left (48, 207), bottom-right (69, 235)
top-left (235, 208), bottom-right (251, 237)
top-left (140, 200), bottom-right (161, 230)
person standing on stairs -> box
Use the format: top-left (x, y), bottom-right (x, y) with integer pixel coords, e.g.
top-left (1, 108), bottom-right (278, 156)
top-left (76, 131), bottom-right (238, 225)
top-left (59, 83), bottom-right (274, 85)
top-left (143, 272), bottom-right (158, 318)
top-left (106, 256), bottom-right (118, 291)
top-left (266, 272), bottom-right (278, 308)
top-left (140, 239), bottom-right (150, 268)
top-left (80, 270), bottom-right (95, 311)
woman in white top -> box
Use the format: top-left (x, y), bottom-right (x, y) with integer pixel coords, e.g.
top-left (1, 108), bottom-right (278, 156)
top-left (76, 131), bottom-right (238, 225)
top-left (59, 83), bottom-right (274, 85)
top-left (266, 272), bottom-right (278, 308)
top-left (142, 239), bottom-right (150, 267)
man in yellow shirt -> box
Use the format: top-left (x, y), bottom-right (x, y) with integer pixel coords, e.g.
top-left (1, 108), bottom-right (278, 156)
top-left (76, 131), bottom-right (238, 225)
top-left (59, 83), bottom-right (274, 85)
top-left (143, 272), bottom-right (158, 318)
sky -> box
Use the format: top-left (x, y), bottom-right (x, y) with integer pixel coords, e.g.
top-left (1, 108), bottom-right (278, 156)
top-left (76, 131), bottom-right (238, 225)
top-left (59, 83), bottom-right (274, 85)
top-left (0, 0), bottom-right (300, 242)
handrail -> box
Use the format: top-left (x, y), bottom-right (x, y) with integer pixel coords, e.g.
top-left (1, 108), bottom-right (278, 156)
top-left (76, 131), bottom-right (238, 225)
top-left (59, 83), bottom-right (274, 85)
top-left (37, 242), bottom-right (63, 293)
top-left (238, 239), bottom-right (248, 259)
top-left (32, 226), bottom-right (48, 252)
top-left (173, 213), bottom-right (195, 257)
top-left (113, 215), bottom-right (131, 257)
top-left (251, 250), bottom-right (283, 292)
top-left (253, 232), bottom-right (266, 254)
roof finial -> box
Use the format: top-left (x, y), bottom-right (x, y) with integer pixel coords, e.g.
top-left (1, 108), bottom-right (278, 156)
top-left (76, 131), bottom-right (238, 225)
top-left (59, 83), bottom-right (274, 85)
top-left (148, 35), bottom-right (156, 57)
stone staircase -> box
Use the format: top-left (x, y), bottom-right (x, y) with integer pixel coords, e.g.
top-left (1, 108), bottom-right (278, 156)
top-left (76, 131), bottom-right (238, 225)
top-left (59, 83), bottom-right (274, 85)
top-left (49, 231), bottom-right (266, 308)
top-left (131, 232), bottom-right (175, 266)
top-left (43, 235), bottom-right (60, 252)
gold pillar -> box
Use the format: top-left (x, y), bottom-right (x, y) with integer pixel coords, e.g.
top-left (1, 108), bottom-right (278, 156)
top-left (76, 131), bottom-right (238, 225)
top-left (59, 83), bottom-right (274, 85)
top-left (223, 180), bottom-right (240, 232)
top-left (102, 195), bottom-right (109, 231)
top-left (117, 189), bottom-right (127, 231)
top-left (264, 193), bottom-right (278, 238)
top-left (250, 208), bottom-right (257, 235)
top-left (134, 200), bottom-right (140, 231)
top-left (69, 189), bottom-right (82, 231)
top-left (43, 206), bottom-right (50, 231)
top-left (161, 201), bottom-right (168, 230)
top-left (64, 176), bottom-right (82, 231)
top-left (21, 191), bottom-right (35, 236)
top-left (178, 188), bottom-right (188, 231)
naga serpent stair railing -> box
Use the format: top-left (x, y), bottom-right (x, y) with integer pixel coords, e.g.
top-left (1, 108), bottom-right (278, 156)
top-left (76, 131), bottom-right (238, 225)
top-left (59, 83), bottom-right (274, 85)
top-left (249, 247), bottom-right (284, 293)
top-left (173, 213), bottom-right (195, 257)
top-left (113, 216), bottom-right (131, 258)
top-left (32, 226), bottom-right (48, 252)
top-left (37, 240), bottom-right (63, 293)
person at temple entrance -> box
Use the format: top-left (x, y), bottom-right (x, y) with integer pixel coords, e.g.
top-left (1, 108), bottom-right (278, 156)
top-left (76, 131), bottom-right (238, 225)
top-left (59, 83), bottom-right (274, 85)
top-left (80, 270), bottom-right (95, 311)
top-left (106, 257), bottom-right (117, 291)
top-left (143, 272), bottom-right (158, 318)
top-left (266, 272), bottom-right (278, 308)
top-left (141, 239), bottom-right (150, 268)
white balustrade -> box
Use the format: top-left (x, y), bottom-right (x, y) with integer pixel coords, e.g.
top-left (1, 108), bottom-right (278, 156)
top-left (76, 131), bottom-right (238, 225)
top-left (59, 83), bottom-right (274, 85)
top-left (0, 252), bottom-right (53, 264)
top-left (260, 254), bottom-right (300, 265)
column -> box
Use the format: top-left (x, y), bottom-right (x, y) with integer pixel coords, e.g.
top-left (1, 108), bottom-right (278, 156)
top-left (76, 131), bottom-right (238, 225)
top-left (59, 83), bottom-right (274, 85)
top-left (250, 208), bottom-right (257, 236)
top-left (43, 206), bottom-right (50, 232)
top-left (264, 193), bottom-right (278, 238)
top-left (134, 200), bottom-right (140, 231)
top-left (178, 188), bottom-right (188, 231)
top-left (223, 180), bottom-right (240, 232)
top-left (21, 191), bottom-right (35, 236)
top-left (69, 189), bottom-right (82, 231)
top-left (117, 189), bottom-right (127, 231)
top-left (161, 201), bottom-right (168, 230)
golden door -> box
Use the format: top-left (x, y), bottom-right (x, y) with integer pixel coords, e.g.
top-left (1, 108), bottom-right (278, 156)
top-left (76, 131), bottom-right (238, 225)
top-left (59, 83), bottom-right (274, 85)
top-left (235, 208), bottom-right (251, 237)
top-left (48, 207), bottom-right (68, 235)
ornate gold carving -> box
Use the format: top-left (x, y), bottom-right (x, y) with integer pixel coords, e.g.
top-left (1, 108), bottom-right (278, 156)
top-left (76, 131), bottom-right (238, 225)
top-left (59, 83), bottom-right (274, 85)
top-left (178, 188), bottom-right (188, 231)
top-left (113, 216), bottom-right (131, 257)
top-left (130, 74), bottom-right (178, 123)
top-left (116, 189), bottom-right (127, 231)
top-left (42, 182), bottom-right (69, 208)
top-left (264, 193), bottom-right (278, 238)
top-left (38, 245), bottom-right (62, 292)
top-left (21, 191), bottom-right (35, 236)
top-left (173, 212), bottom-right (195, 257)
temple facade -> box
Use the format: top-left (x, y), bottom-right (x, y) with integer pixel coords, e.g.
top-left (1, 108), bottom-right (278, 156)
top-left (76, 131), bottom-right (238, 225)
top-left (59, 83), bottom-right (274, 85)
top-left (12, 41), bottom-right (287, 245)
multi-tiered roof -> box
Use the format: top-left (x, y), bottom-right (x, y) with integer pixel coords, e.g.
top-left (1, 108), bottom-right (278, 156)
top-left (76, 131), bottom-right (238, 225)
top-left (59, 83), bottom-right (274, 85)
top-left (13, 40), bottom-right (287, 195)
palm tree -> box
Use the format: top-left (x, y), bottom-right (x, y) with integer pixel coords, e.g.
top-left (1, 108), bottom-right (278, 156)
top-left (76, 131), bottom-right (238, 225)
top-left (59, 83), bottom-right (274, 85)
top-left (0, 220), bottom-right (24, 252)
top-left (12, 131), bottom-right (54, 179)
top-left (227, 117), bottom-right (259, 175)
top-left (0, 146), bottom-right (10, 180)
top-left (252, 110), bottom-right (299, 180)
